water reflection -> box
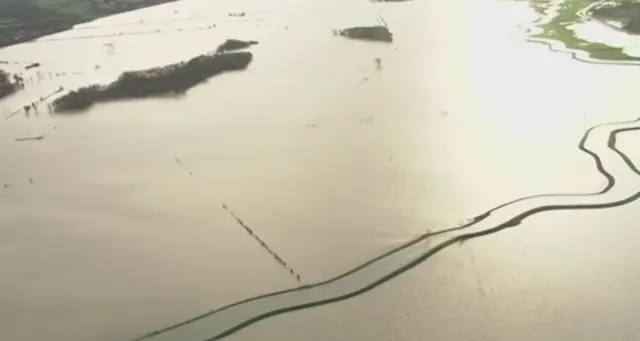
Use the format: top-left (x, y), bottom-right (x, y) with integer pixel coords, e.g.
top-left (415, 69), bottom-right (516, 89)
top-left (3, 0), bottom-right (640, 341)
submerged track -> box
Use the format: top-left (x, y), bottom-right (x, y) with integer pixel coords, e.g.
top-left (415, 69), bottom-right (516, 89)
top-left (132, 116), bottom-right (640, 341)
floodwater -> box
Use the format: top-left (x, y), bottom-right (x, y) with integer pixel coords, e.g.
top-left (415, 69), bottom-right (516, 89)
top-left (1, 0), bottom-right (640, 340)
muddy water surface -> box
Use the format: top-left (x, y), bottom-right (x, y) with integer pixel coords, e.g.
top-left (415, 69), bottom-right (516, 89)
top-left (2, 0), bottom-right (640, 340)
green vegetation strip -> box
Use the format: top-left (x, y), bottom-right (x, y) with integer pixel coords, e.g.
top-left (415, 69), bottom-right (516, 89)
top-left (528, 0), bottom-right (640, 61)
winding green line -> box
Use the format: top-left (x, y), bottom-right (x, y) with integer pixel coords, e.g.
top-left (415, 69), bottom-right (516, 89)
top-left (522, 0), bottom-right (640, 63)
top-left (132, 116), bottom-right (640, 341)
top-left (125, 3), bottom-right (640, 340)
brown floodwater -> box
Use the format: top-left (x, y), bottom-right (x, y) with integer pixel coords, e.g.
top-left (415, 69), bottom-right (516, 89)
top-left (2, 0), bottom-right (640, 340)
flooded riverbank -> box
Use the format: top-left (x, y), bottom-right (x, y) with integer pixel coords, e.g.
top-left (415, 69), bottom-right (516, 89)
top-left (2, 0), bottom-right (640, 340)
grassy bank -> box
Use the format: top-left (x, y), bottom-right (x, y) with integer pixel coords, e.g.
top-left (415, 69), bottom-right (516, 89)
top-left (528, 0), bottom-right (640, 61)
top-left (0, 0), bottom-right (179, 49)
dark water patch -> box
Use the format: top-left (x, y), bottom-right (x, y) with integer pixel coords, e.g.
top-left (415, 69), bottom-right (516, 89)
top-left (333, 26), bottom-right (393, 43)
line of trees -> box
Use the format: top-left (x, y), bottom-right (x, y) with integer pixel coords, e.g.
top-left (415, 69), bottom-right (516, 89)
top-left (54, 46), bottom-right (253, 111)
top-left (0, 70), bottom-right (19, 99)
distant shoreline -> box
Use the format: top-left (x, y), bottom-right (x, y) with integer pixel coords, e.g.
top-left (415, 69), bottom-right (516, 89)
top-left (0, 0), bottom-right (180, 50)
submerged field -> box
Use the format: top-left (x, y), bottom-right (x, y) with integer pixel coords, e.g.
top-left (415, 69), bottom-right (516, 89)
top-left (3, 0), bottom-right (640, 340)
